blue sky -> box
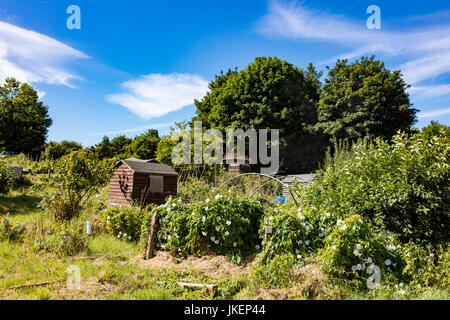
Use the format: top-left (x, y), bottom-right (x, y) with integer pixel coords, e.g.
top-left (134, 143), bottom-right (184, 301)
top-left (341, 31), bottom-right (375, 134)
top-left (0, 0), bottom-right (449, 146)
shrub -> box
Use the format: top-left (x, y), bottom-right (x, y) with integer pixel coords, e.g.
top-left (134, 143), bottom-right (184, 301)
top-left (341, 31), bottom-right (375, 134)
top-left (0, 216), bottom-right (26, 242)
top-left (401, 243), bottom-right (449, 288)
top-left (0, 160), bottom-right (15, 193)
top-left (40, 151), bottom-right (114, 220)
top-left (259, 205), bottom-right (338, 263)
top-left (142, 195), bottom-right (264, 263)
top-left (319, 214), bottom-right (403, 281)
top-left (104, 206), bottom-right (147, 241)
top-left (296, 131), bottom-right (450, 245)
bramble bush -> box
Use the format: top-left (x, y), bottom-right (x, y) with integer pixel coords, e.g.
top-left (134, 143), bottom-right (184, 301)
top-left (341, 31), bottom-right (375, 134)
top-left (258, 204), bottom-right (338, 263)
top-left (141, 195), bottom-right (265, 263)
top-left (104, 205), bottom-right (148, 242)
top-left (318, 214), bottom-right (403, 280)
top-left (295, 130), bottom-right (450, 245)
top-left (40, 151), bottom-right (114, 221)
top-left (0, 159), bottom-right (15, 193)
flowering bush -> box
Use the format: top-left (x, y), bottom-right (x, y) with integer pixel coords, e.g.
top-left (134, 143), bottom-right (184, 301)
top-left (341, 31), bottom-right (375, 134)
top-left (141, 195), bottom-right (264, 263)
top-left (295, 131), bottom-right (450, 245)
top-left (40, 151), bottom-right (114, 220)
top-left (104, 206), bottom-right (147, 242)
top-left (319, 214), bottom-right (403, 280)
top-left (258, 204), bottom-right (339, 263)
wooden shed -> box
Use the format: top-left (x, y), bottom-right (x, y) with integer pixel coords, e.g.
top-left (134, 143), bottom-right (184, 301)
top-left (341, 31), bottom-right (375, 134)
top-left (108, 158), bottom-right (178, 207)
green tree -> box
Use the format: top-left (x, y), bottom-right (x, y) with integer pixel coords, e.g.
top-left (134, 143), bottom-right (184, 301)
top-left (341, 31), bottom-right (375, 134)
top-left (194, 57), bottom-right (326, 173)
top-left (421, 121), bottom-right (450, 140)
top-left (0, 78), bottom-right (53, 154)
top-left (316, 56), bottom-right (417, 143)
top-left (127, 129), bottom-right (160, 159)
top-left (45, 140), bottom-right (83, 160)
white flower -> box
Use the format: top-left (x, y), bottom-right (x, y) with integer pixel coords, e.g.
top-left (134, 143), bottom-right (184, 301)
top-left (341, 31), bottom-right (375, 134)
top-left (269, 216), bottom-right (273, 221)
top-left (215, 194), bottom-right (221, 199)
top-left (356, 264), bottom-right (362, 271)
top-left (117, 234), bottom-right (121, 238)
top-left (356, 244), bottom-right (361, 250)
top-left (106, 221), bottom-right (110, 224)
top-left (225, 231), bottom-right (229, 236)
top-left (306, 225), bottom-right (310, 231)
top-left (367, 257), bottom-right (372, 264)
top-left (319, 233), bottom-right (323, 237)
top-left (398, 289), bottom-right (406, 295)
top-left (206, 198), bottom-right (210, 203)
top-left (255, 244), bottom-right (260, 250)
top-left (399, 283), bottom-right (404, 287)
top-left (296, 254), bottom-right (301, 259)
top-left (226, 220), bottom-right (231, 226)
top-left (214, 240), bottom-right (219, 245)
top-left (298, 214), bottom-right (305, 220)
top-left (233, 242), bottom-right (237, 247)
top-left (332, 245), bottom-right (337, 250)
top-left (202, 216), bottom-right (206, 223)
top-left (340, 225), bottom-right (347, 231)
top-left (210, 236), bottom-right (215, 241)
top-left (336, 219), bottom-right (343, 226)
top-left (325, 212), bottom-right (330, 217)
top-left (128, 236), bottom-right (131, 240)
top-left (385, 259), bottom-right (391, 266)
top-left (351, 265), bottom-right (357, 271)
top-left (107, 216), bottom-right (110, 220)
top-left (305, 240), bottom-right (310, 246)
top-left (353, 249), bottom-right (360, 257)
top-left (123, 233), bottom-right (127, 237)
top-left (205, 207), bottom-right (209, 211)
top-left (202, 231), bottom-right (207, 237)
top-left (386, 245), bottom-right (396, 251)
top-left (295, 249), bottom-right (300, 254)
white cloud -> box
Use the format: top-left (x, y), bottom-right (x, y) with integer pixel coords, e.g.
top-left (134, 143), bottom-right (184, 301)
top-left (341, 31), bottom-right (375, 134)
top-left (418, 107), bottom-right (450, 119)
top-left (107, 73), bottom-right (209, 119)
top-left (87, 122), bottom-right (174, 137)
top-left (409, 84), bottom-right (450, 99)
top-left (256, 1), bottom-right (450, 88)
top-left (0, 21), bottom-right (88, 87)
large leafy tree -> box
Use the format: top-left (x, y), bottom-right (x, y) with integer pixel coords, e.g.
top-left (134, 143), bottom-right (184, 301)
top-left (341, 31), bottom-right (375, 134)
top-left (194, 56), bottom-right (326, 173)
top-left (126, 129), bottom-right (160, 159)
top-left (316, 56), bottom-right (417, 142)
top-left (0, 78), bottom-right (53, 154)
top-left (45, 140), bottom-right (83, 160)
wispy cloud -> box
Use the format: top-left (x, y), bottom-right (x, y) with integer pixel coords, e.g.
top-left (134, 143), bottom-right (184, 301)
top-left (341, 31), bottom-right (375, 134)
top-left (87, 122), bottom-right (174, 137)
top-left (256, 1), bottom-right (450, 90)
top-left (409, 84), bottom-right (450, 99)
top-left (0, 21), bottom-right (88, 87)
top-left (106, 73), bottom-right (208, 119)
top-left (418, 107), bottom-right (450, 119)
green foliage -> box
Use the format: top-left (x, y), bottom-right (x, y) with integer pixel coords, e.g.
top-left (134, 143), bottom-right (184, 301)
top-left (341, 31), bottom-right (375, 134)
top-left (0, 156), bottom-right (16, 193)
top-left (316, 56), bottom-right (417, 143)
top-left (0, 216), bottom-right (26, 242)
top-left (421, 121), bottom-right (450, 140)
top-left (104, 206), bottom-right (147, 241)
top-left (40, 151), bottom-right (114, 220)
top-left (259, 205), bottom-right (336, 262)
top-left (44, 140), bottom-right (82, 160)
top-left (296, 131), bottom-right (450, 245)
top-left (0, 78), bottom-right (52, 154)
top-left (250, 254), bottom-right (299, 289)
top-left (319, 214), bottom-right (402, 279)
top-left (126, 129), bottom-right (160, 160)
top-left (194, 57), bottom-right (326, 172)
top-left (156, 136), bottom-right (178, 166)
top-left (400, 243), bottom-right (449, 288)
top-left (143, 195), bottom-right (264, 262)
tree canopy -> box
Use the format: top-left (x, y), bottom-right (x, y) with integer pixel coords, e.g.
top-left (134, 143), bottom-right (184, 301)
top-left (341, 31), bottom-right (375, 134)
top-left (194, 56), bottom-right (326, 172)
top-left (0, 78), bottom-right (53, 154)
top-left (315, 56), bottom-right (417, 143)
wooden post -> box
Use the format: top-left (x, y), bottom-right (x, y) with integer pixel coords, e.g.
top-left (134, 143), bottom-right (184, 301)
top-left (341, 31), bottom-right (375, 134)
top-left (47, 169), bottom-right (51, 179)
top-left (264, 225), bottom-right (273, 242)
top-left (144, 213), bottom-right (159, 260)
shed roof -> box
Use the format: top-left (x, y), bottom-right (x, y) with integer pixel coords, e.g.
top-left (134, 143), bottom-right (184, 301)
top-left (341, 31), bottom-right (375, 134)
top-left (282, 174), bottom-right (316, 184)
top-left (117, 158), bottom-right (178, 176)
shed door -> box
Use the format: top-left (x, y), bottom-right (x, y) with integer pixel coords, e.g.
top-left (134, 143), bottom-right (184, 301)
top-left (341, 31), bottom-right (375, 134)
top-left (149, 175), bottom-right (163, 193)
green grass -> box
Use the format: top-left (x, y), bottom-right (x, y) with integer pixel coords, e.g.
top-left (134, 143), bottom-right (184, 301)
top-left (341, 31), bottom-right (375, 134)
top-left (88, 234), bottom-right (140, 260)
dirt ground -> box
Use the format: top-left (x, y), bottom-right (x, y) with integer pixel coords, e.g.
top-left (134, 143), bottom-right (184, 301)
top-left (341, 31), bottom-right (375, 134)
top-left (133, 251), bottom-right (254, 279)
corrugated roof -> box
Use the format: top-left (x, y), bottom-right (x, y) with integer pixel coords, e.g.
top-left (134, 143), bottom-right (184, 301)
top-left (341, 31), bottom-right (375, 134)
top-left (117, 158), bottom-right (178, 176)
